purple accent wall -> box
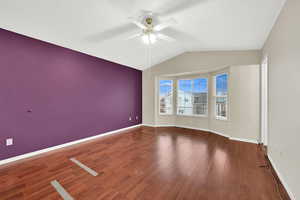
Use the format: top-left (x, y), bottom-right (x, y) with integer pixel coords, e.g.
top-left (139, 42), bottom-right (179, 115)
top-left (0, 28), bottom-right (142, 161)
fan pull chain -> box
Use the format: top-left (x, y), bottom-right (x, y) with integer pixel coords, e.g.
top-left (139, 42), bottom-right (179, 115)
top-left (147, 42), bottom-right (152, 68)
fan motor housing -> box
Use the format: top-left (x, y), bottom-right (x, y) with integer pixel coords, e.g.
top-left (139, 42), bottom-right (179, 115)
top-left (145, 17), bottom-right (153, 25)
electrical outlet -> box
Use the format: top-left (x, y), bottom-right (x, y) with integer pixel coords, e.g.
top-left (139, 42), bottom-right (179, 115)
top-left (6, 138), bottom-right (13, 146)
top-left (129, 117), bottom-right (132, 121)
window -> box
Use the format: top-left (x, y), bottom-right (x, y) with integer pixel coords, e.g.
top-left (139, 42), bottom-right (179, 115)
top-left (214, 73), bottom-right (228, 120)
top-left (177, 78), bottom-right (208, 116)
top-left (159, 80), bottom-right (173, 115)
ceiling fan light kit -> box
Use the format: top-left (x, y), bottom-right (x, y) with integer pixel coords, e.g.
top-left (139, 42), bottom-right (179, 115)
top-left (128, 11), bottom-right (177, 45)
top-left (142, 33), bottom-right (157, 45)
top-left (140, 17), bottom-right (157, 44)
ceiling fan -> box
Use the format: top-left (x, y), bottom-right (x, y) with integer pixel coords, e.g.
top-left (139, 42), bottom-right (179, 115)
top-left (86, 0), bottom-right (209, 45)
top-left (126, 11), bottom-right (177, 45)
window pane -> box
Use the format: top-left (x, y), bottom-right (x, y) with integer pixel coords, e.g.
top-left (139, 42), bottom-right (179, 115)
top-left (159, 80), bottom-right (173, 114)
top-left (177, 78), bottom-right (208, 116)
top-left (216, 97), bottom-right (227, 117)
top-left (215, 73), bottom-right (228, 119)
top-left (178, 80), bottom-right (192, 92)
top-left (193, 104), bottom-right (207, 115)
top-left (216, 74), bottom-right (228, 96)
top-left (177, 80), bottom-right (193, 115)
top-left (192, 78), bottom-right (208, 115)
top-left (193, 78), bottom-right (208, 93)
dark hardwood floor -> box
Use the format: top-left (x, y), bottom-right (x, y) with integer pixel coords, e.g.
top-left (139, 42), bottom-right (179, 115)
top-left (0, 126), bottom-right (286, 200)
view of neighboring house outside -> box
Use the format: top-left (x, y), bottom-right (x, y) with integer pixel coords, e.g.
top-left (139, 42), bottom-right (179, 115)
top-left (159, 75), bottom-right (227, 119)
top-left (215, 73), bottom-right (228, 119)
top-left (177, 78), bottom-right (208, 116)
top-left (159, 80), bottom-right (173, 115)
top-left (177, 90), bottom-right (208, 116)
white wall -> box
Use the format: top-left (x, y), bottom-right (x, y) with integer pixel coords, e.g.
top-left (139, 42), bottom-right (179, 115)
top-left (263, 0), bottom-right (299, 199)
top-left (230, 66), bottom-right (260, 141)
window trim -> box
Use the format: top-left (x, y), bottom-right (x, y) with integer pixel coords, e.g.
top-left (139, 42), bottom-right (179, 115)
top-left (176, 77), bottom-right (208, 117)
top-left (159, 79), bottom-right (174, 115)
top-left (214, 73), bottom-right (228, 120)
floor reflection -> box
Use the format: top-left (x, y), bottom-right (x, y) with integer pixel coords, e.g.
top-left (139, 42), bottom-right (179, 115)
top-left (155, 131), bottom-right (209, 180)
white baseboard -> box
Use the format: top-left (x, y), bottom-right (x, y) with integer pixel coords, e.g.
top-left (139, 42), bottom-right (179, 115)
top-left (173, 125), bottom-right (210, 132)
top-left (0, 124), bottom-right (142, 166)
top-left (210, 130), bottom-right (230, 138)
top-left (142, 124), bottom-right (175, 128)
top-left (142, 124), bottom-right (233, 139)
top-left (141, 124), bottom-right (157, 127)
top-left (155, 124), bottom-right (175, 127)
top-left (174, 125), bottom-right (230, 138)
top-left (142, 124), bottom-right (261, 145)
top-left (229, 137), bottom-right (258, 144)
top-left (268, 155), bottom-right (296, 200)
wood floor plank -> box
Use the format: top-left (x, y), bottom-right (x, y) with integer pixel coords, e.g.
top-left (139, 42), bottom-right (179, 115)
top-left (0, 126), bottom-right (288, 200)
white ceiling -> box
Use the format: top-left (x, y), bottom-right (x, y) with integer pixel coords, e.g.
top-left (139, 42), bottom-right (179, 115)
top-left (0, 0), bottom-right (285, 70)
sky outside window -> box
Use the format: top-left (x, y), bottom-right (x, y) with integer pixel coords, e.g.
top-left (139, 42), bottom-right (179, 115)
top-left (178, 80), bottom-right (192, 92)
top-left (193, 78), bottom-right (208, 93)
top-left (159, 80), bottom-right (172, 95)
top-left (216, 74), bottom-right (228, 96)
top-left (178, 79), bottom-right (207, 92)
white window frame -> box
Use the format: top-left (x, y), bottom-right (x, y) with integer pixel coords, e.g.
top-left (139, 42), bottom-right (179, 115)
top-left (159, 79), bottom-right (173, 115)
top-left (214, 73), bottom-right (228, 120)
top-left (176, 78), bottom-right (208, 117)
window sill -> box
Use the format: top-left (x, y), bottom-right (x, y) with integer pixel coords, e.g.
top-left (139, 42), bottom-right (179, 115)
top-left (177, 114), bottom-right (208, 118)
top-left (159, 113), bottom-right (174, 116)
top-left (215, 117), bottom-right (228, 121)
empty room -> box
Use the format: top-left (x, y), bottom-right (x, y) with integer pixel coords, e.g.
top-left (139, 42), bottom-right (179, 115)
top-left (0, 0), bottom-right (299, 199)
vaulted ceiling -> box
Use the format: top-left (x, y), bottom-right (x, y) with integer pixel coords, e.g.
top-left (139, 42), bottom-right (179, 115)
top-left (0, 0), bottom-right (285, 70)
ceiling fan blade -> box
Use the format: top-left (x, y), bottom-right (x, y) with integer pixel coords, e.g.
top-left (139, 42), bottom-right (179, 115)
top-left (153, 18), bottom-right (177, 32)
top-left (156, 33), bottom-right (176, 42)
top-left (161, 28), bottom-right (199, 44)
top-left (129, 18), bottom-right (147, 30)
top-left (126, 33), bottom-right (143, 40)
top-left (157, 0), bottom-right (208, 17)
top-left (86, 23), bottom-right (136, 43)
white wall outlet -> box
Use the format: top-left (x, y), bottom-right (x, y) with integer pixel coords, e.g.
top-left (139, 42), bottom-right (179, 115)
top-left (6, 138), bottom-right (13, 146)
top-left (129, 117), bottom-right (132, 121)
